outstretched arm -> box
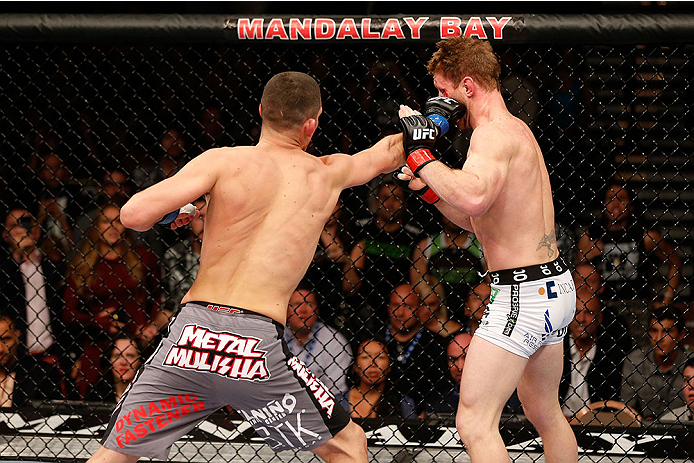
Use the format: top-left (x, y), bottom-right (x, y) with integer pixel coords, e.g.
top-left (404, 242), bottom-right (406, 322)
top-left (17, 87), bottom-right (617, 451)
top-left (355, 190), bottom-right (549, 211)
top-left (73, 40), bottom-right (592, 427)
top-left (120, 149), bottom-right (220, 231)
top-left (323, 134), bottom-right (405, 189)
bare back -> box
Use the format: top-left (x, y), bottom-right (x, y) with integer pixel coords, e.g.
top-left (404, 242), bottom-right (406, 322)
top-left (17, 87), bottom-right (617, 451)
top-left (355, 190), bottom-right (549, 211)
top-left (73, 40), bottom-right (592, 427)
top-left (468, 115), bottom-right (557, 272)
top-left (183, 146), bottom-right (344, 323)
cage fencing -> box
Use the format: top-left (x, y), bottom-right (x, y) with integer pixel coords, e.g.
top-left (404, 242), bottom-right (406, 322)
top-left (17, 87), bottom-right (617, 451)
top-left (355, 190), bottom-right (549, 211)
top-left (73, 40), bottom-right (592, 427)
top-left (0, 13), bottom-right (693, 462)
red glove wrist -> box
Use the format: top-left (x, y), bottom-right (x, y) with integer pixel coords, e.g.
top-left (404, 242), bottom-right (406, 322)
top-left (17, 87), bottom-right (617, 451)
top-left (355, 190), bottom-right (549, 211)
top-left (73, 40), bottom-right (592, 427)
top-left (418, 186), bottom-right (440, 204)
top-left (407, 148), bottom-right (437, 176)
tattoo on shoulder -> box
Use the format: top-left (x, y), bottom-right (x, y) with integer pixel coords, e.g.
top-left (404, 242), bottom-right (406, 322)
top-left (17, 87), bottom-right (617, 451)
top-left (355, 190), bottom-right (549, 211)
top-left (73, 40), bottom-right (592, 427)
top-left (536, 230), bottom-right (557, 258)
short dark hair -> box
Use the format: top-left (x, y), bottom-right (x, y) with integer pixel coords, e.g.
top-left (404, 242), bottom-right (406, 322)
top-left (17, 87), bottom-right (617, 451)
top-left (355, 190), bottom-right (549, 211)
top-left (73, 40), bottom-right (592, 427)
top-left (260, 72), bottom-right (321, 131)
top-left (649, 306), bottom-right (685, 332)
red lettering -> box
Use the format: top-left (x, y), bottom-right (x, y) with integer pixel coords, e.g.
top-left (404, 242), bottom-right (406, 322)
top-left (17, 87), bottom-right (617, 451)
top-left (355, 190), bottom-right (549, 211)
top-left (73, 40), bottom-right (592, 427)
top-left (160, 396), bottom-right (177, 411)
top-left (265, 18), bottom-right (288, 40)
top-left (192, 401), bottom-right (206, 412)
top-left (116, 433), bottom-right (125, 448)
top-left (155, 414), bottom-right (169, 429)
top-left (166, 409), bottom-right (181, 422)
top-left (314, 18), bottom-right (335, 39)
top-left (132, 406), bottom-right (148, 422)
top-left (185, 393), bottom-right (198, 403)
top-left (487, 17), bottom-right (511, 39)
top-left (464, 17), bottom-right (487, 39)
top-left (237, 19), bottom-right (264, 40)
top-left (403, 17), bottom-right (428, 39)
top-left (148, 401), bottom-right (162, 416)
top-left (116, 418), bottom-right (124, 432)
top-left (134, 423), bottom-right (147, 439)
top-left (382, 18), bottom-right (405, 39)
top-left (289, 18), bottom-right (311, 40)
top-left (441, 17), bottom-right (462, 38)
top-left (181, 404), bottom-right (193, 417)
top-left (336, 18), bottom-right (360, 40)
top-left (124, 430), bottom-right (137, 445)
top-left (145, 418), bottom-right (156, 432)
top-left (361, 18), bottom-right (380, 38)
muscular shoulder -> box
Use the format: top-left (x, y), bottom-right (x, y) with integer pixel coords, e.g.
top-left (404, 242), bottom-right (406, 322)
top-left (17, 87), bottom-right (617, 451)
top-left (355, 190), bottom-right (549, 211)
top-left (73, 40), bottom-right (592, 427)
top-left (469, 119), bottom-right (517, 157)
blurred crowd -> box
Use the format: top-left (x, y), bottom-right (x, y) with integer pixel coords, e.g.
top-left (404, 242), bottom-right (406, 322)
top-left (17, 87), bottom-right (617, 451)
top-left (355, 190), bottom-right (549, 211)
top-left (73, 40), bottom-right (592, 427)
top-left (0, 46), bottom-right (691, 428)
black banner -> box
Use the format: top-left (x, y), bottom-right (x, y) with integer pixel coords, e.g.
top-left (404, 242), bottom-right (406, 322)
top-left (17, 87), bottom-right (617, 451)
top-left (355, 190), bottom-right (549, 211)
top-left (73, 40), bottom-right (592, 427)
top-left (1, 14), bottom-right (694, 43)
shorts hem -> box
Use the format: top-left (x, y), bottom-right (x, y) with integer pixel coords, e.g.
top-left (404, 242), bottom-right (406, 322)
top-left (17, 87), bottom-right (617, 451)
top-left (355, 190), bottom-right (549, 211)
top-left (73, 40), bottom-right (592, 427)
top-left (474, 330), bottom-right (532, 359)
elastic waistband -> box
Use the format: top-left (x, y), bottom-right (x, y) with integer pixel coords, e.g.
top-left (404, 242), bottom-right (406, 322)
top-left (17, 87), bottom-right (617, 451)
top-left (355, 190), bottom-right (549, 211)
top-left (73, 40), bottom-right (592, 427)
top-left (488, 257), bottom-right (569, 286)
top-left (182, 301), bottom-right (284, 329)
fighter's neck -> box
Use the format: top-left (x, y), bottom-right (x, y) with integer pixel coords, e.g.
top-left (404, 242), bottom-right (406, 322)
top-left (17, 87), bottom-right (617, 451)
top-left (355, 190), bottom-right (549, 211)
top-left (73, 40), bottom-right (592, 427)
top-left (257, 127), bottom-right (306, 152)
top-left (469, 92), bottom-right (508, 129)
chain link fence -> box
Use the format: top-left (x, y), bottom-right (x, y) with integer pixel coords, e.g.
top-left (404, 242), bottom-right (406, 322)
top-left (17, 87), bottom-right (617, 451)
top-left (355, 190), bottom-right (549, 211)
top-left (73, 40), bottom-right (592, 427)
top-left (0, 13), bottom-right (693, 462)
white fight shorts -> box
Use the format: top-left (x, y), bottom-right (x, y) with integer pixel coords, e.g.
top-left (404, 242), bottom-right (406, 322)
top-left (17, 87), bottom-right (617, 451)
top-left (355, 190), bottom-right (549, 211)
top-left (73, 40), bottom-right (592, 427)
top-left (476, 257), bottom-right (576, 358)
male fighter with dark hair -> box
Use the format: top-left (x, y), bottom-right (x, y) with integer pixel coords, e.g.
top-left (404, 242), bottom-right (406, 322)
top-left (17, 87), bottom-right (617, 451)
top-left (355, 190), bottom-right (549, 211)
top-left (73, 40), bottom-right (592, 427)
top-left (395, 37), bottom-right (578, 462)
top-left (89, 71), bottom-right (405, 463)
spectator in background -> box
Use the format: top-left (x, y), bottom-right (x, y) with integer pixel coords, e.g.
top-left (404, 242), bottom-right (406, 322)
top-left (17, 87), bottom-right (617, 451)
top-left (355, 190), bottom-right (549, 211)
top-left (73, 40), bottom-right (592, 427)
top-left (426, 331), bottom-right (472, 414)
top-left (560, 263), bottom-right (633, 418)
top-left (660, 357), bottom-right (694, 422)
top-left (36, 153), bottom-right (74, 261)
top-left (462, 281), bottom-right (492, 335)
top-left (577, 183), bottom-right (682, 304)
top-left (426, 331), bottom-right (521, 415)
top-left (285, 285), bottom-right (353, 397)
top-left (621, 307), bottom-right (689, 420)
top-left (304, 196), bottom-right (354, 326)
top-left (578, 183), bottom-right (683, 345)
top-left (85, 334), bottom-right (142, 403)
top-left (383, 283), bottom-right (448, 418)
top-left (411, 214), bottom-right (485, 336)
top-left (1, 206), bottom-right (65, 366)
top-left (0, 311), bottom-right (64, 407)
top-left (161, 195), bottom-right (207, 318)
top-left (344, 180), bottom-right (422, 333)
top-left (342, 337), bottom-right (404, 419)
top-left (133, 128), bottom-right (187, 189)
top-left (63, 203), bottom-right (161, 398)
top-left (73, 168), bottom-right (134, 249)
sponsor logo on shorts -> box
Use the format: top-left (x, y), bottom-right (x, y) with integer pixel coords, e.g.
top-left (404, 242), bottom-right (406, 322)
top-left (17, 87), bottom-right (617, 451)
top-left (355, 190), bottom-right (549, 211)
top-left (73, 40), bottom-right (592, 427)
top-left (163, 324), bottom-right (269, 381)
top-left (502, 284), bottom-right (520, 336)
top-left (489, 287), bottom-right (499, 304)
top-left (239, 392), bottom-right (322, 450)
top-left (545, 281), bottom-right (558, 299)
top-left (206, 304), bottom-right (242, 314)
top-left (523, 333), bottom-right (540, 350)
top-left (114, 393), bottom-right (206, 449)
top-left (286, 356), bottom-right (336, 418)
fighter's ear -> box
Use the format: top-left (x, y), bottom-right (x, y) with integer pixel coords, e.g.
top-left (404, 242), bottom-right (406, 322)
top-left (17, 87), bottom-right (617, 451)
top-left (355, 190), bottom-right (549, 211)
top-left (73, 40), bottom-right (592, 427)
top-left (461, 76), bottom-right (475, 97)
top-left (303, 117), bottom-right (318, 137)
top-left (258, 104), bottom-right (262, 116)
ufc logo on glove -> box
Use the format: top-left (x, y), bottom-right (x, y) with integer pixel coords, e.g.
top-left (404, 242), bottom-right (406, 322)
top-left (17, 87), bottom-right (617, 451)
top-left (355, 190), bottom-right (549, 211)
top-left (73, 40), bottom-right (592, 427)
top-left (411, 128), bottom-right (436, 141)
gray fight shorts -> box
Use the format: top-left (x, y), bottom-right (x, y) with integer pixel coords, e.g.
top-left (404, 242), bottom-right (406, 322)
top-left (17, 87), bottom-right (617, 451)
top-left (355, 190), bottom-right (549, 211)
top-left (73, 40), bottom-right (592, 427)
top-left (101, 301), bottom-right (351, 460)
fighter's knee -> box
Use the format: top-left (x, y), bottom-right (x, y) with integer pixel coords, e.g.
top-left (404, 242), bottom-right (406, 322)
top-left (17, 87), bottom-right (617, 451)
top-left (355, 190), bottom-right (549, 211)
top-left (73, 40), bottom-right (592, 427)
top-left (455, 405), bottom-right (485, 444)
top-left (314, 421), bottom-right (367, 462)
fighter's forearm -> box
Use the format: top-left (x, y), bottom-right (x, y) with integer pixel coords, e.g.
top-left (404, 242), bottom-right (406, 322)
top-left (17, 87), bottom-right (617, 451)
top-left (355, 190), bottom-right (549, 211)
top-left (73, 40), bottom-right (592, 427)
top-left (421, 162), bottom-right (489, 218)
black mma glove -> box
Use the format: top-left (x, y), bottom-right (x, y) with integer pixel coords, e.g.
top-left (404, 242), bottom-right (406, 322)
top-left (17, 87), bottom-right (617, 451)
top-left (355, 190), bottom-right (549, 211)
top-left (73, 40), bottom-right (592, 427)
top-left (400, 115), bottom-right (439, 176)
top-left (392, 167), bottom-right (440, 205)
top-left (424, 96), bottom-right (466, 136)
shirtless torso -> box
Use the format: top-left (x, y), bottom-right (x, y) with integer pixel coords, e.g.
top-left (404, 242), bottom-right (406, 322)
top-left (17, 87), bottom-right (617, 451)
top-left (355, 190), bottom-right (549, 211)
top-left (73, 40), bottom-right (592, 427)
top-left (90, 71), bottom-right (405, 463)
top-left (123, 135), bottom-right (403, 325)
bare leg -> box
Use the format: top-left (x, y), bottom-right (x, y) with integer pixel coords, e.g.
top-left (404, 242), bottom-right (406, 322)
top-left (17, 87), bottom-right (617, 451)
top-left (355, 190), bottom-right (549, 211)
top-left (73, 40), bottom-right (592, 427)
top-left (517, 342), bottom-right (578, 463)
top-left (311, 420), bottom-right (368, 463)
top-left (455, 336), bottom-right (528, 463)
top-left (87, 446), bottom-right (139, 463)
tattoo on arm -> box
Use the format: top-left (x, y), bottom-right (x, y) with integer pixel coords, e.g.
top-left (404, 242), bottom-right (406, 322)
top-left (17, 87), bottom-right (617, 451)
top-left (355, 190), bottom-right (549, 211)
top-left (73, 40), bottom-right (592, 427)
top-left (536, 230), bottom-right (557, 258)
